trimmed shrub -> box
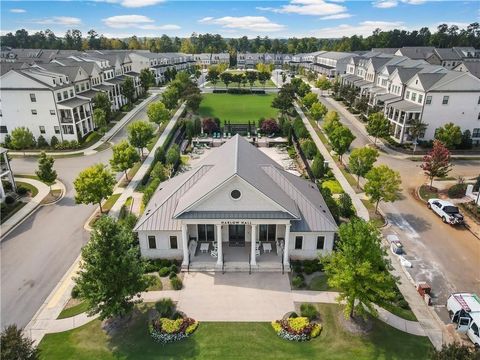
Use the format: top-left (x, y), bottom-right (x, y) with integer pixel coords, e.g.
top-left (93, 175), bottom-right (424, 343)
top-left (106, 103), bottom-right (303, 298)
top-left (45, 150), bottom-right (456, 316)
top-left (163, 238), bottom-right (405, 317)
top-left (169, 271), bottom-right (177, 279)
top-left (5, 196), bottom-right (15, 205)
top-left (71, 284), bottom-right (80, 299)
top-left (300, 303), bottom-right (319, 321)
top-left (155, 298), bottom-right (175, 318)
top-left (170, 276), bottom-right (183, 290)
top-left (16, 186), bottom-right (28, 196)
top-left (158, 267), bottom-right (171, 277)
top-left (448, 183), bottom-right (468, 199)
top-left (37, 135), bottom-right (49, 148)
top-left (50, 136), bottom-right (59, 148)
top-left (170, 264), bottom-right (179, 274)
top-left (292, 275), bottom-right (305, 288)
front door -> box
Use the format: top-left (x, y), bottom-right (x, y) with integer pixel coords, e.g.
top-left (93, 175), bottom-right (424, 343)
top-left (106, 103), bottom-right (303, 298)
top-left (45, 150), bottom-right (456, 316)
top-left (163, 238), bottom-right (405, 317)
top-left (229, 225), bottom-right (245, 247)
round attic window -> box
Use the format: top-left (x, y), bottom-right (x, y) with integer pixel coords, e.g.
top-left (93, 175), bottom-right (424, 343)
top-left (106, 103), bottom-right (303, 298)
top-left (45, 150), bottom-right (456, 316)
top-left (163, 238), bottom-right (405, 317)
top-left (230, 189), bottom-right (241, 200)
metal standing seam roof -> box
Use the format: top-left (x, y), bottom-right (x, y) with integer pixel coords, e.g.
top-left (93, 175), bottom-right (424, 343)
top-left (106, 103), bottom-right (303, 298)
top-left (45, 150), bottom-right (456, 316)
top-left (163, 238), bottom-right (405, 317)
top-left (56, 96), bottom-right (90, 108)
top-left (386, 99), bottom-right (422, 112)
top-left (134, 135), bottom-right (338, 233)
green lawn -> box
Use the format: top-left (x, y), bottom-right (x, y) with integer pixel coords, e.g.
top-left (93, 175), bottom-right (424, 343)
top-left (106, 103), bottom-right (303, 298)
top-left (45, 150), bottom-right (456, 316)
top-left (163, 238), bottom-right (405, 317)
top-left (199, 94), bottom-right (279, 124)
top-left (39, 303), bottom-right (432, 360)
top-left (16, 181), bottom-right (39, 197)
top-left (57, 302), bottom-right (89, 320)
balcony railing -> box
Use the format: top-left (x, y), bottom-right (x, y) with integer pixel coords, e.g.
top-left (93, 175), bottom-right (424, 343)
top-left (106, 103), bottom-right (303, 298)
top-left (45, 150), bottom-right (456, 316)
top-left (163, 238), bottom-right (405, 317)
top-left (60, 117), bottom-right (73, 123)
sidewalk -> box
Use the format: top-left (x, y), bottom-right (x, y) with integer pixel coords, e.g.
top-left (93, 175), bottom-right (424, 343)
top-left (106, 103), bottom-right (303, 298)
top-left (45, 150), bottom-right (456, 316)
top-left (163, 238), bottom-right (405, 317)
top-left (109, 102), bottom-right (186, 218)
top-left (1, 178), bottom-right (63, 240)
top-left (8, 93), bottom-right (159, 157)
top-left (294, 101), bottom-right (370, 221)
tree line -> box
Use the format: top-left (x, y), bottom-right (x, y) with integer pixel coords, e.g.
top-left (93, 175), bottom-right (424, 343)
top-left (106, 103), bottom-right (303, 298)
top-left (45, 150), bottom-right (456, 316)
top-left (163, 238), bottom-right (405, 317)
top-left (2, 23), bottom-right (479, 55)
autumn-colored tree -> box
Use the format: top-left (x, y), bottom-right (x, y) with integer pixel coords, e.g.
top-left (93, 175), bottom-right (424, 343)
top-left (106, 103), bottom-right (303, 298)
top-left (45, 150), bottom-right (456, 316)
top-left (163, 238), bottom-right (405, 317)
top-left (260, 119), bottom-right (279, 134)
top-left (420, 140), bottom-right (452, 188)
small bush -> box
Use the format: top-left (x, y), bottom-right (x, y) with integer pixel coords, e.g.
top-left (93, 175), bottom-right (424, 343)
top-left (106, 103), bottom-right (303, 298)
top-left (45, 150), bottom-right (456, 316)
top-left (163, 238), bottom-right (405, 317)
top-left (170, 276), bottom-right (183, 290)
top-left (159, 267), bottom-right (171, 277)
top-left (303, 259), bottom-right (322, 275)
top-left (300, 303), bottom-right (319, 321)
top-left (289, 312), bottom-right (298, 318)
top-left (170, 264), bottom-right (179, 274)
top-left (16, 186), bottom-right (28, 196)
top-left (37, 135), bottom-right (49, 148)
top-left (155, 298), bottom-right (175, 318)
top-left (169, 271), bottom-right (177, 279)
top-left (310, 324), bottom-right (322, 338)
top-left (50, 136), bottom-right (59, 148)
top-left (71, 284), bottom-right (80, 299)
top-left (447, 183), bottom-right (468, 199)
top-left (292, 275), bottom-right (305, 288)
top-left (5, 196), bottom-right (15, 205)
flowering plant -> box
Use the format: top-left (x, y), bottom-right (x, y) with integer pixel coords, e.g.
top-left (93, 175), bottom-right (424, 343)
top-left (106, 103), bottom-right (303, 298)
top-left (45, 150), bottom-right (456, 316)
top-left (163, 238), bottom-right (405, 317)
top-left (271, 317), bottom-right (322, 341)
top-left (149, 317), bottom-right (199, 344)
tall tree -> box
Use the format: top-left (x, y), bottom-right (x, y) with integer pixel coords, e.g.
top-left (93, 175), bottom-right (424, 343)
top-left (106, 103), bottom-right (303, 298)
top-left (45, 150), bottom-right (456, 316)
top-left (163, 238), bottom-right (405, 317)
top-left (110, 140), bottom-right (140, 181)
top-left (366, 112), bottom-right (390, 145)
top-left (139, 68), bottom-right (155, 92)
top-left (348, 146), bottom-right (379, 187)
top-left (10, 127), bottom-right (36, 155)
top-left (1, 324), bottom-right (39, 360)
top-left (147, 101), bottom-right (170, 125)
top-left (271, 92), bottom-right (293, 117)
top-left (323, 110), bottom-right (341, 135)
top-left (206, 67), bottom-right (220, 90)
top-left (434, 122), bottom-right (462, 149)
top-left (36, 152), bottom-right (57, 192)
top-left (246, 71), bottom-right (257, 88)
top-left (93, 92), bottom-right (111, 121)
top-left (220, 72), bottom-right (233, 88)
top-left (121, 77), bottom-right (136, 104)
top-left (311, 153), bottom-right (327, 179)
top-left (365, 165), bottom-right (402, 213)
top-left (74, 164), bottom-right (116, 213)
top-left (161, 87), bottom-right (179, 110)
top-left (310, 101), bottom-right (327, 121)
top-left (74, 216), bottom-right (148, 320)
top-left (321, 218), bottom-right (396, 319)
top-left (329, 125), bottom-right (355, 163)
top-left (93, 108), bottom-right (107, 134)
top-left (420, 140), bottom-right (452, 188)
top-left (409, 118), bottom-right (428, 154)
top-left (302, 92), bottom-right (318, 109)
top-left (127, 120), bottom-right (155, 156)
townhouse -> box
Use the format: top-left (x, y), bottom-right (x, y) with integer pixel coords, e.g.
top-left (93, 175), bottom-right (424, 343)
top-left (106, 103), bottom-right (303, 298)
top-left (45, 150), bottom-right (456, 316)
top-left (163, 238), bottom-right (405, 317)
top-left (193, 53), bottom-right (229, 68)
top-left (454, 60), bottom-right (480, 79)
top-left (340, 51), bottom-right (480, 145)
top-left (0, 66), bottom-right (94, 143)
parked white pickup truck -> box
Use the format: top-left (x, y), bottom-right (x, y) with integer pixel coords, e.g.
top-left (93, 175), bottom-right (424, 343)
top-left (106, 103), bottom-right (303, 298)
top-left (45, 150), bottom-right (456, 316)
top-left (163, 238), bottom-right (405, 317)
top-left (427, 198), bottom-right (464, 225)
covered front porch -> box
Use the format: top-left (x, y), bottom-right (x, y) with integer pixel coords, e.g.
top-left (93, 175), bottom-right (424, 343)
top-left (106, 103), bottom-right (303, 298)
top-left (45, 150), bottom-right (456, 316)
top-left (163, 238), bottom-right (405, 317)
top-left (181, 221), bottom-right (291, 272)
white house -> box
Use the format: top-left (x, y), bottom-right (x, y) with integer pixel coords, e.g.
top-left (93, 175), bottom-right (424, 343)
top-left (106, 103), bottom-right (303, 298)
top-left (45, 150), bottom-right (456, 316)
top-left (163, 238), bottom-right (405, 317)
top-left (134, 135), bottom-right (338, 272)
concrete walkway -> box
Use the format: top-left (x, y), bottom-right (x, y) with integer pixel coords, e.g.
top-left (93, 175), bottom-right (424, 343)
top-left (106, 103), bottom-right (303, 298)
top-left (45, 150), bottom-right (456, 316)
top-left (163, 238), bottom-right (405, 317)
top-left (1, 178), bottom-right (64, 240)
top-left (32, 272), bottom-right (430, 342)
top-left (8, 93), bottom-right (159, 157)
top-left (109, 101), bottom-right (186, 218)
top-left (294, 101), bottom-right (370, 221)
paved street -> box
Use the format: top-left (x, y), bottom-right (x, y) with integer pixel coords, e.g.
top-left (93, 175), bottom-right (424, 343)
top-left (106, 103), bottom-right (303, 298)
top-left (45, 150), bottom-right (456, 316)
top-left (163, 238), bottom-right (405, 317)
top-left (316, 93), bottom-right (480, 321)
top-left (0, 98), bottom-right (153, 328)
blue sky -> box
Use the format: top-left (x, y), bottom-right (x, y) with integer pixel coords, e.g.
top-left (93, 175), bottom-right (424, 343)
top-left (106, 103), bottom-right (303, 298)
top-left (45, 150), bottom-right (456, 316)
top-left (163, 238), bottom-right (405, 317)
top-left (1, 0), bottom-right (479, 39)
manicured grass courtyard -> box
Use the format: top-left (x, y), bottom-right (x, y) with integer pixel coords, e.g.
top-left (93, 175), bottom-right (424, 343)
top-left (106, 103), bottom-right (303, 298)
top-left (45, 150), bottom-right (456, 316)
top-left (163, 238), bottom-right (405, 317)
top-left (39, 304), bottom-right (432, 360)
top-left (198, 94), bottom-right (279, 124)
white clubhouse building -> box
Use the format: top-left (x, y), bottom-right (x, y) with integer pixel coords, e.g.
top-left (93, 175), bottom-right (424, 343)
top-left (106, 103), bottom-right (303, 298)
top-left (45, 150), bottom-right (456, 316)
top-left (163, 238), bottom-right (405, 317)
top-left (134, 135), bottom-right (337, 272)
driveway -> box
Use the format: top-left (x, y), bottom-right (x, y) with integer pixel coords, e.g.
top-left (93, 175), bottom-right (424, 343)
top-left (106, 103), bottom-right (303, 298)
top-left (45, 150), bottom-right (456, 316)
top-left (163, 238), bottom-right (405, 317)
top-left (316, 94), bottom-right (480, 321)
top-left (1, 99), bottom-right (153, 328)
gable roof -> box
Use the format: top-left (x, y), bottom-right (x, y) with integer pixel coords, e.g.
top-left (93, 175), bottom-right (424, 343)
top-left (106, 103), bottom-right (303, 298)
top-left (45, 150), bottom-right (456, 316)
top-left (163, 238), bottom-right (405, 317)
top-left (134, 135), bottom-right (338, 232)
top-left (454, 60), bottom-right (480, 79)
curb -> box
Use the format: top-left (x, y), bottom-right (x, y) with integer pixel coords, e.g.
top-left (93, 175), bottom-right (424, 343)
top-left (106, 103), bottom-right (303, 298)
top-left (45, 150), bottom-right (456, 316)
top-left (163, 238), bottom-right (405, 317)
top-left (40, 179), bottom-right (67, 206)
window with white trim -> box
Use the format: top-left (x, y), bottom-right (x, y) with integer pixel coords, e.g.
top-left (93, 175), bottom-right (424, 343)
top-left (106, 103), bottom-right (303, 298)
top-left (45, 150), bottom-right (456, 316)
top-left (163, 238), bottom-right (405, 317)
top-left (295, 236), bottom-right (303, 250)
top-left (317, 236), bottom-right (325, 250)
top-left (39, 126), bottom-right (46, 134)
top-left (442, 96), bottom-right (449, 105)
top-left (148, 235), bottom-right (156, 249)
top-left (426, 95), bottom-right (432, 105)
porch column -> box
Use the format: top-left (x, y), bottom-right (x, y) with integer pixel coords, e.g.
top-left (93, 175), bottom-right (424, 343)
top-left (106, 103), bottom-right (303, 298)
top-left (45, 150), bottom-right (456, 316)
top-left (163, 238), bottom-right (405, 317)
top-left (283, 224), bottom-right (291, 266)
top-left (250, 224), bottom-right (257, 266)
top-left (181, 224), bottom-right (189, 266)
top-left (216, 224), bottom-right (223, 265)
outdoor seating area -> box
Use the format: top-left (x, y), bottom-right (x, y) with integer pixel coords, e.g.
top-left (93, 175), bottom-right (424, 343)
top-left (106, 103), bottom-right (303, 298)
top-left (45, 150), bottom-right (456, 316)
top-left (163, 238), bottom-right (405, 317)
top-left (190, 241), bottom-right (282, 264)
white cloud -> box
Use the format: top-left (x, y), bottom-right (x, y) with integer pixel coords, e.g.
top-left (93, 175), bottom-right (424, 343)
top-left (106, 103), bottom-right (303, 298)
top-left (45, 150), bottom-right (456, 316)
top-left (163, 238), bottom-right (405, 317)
top-left (10, 8), bottom-right (26, 13)
top-left (320, 13), bottom-right (352, 20)
top-left (373, 0), bottom-right (398, 8)
top-left (373, 0), bottom-right (426, 8)
top-left (259, 0), bottom-right (347, 16)
top-left (35, 17), bottom-right (82, 26)
top-left (95, 0), bottom-right (165, 8)
top-left (102, 15), bottom-right (179, 30)
top-left (199, 16), bottom-right (285, 32)
top-left (313, 20), bottom-right (405, 38)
